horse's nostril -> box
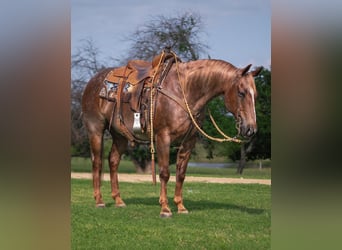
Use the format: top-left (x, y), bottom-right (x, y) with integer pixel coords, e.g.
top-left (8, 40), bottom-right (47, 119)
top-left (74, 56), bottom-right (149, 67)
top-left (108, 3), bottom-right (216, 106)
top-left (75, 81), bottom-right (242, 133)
top-left (246, 128), bottom-right (255, 137)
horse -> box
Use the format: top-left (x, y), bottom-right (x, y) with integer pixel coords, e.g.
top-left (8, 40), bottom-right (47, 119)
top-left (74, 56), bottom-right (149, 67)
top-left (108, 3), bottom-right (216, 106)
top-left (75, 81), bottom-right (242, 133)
top-left (81, 57), bottom-right (262, 217)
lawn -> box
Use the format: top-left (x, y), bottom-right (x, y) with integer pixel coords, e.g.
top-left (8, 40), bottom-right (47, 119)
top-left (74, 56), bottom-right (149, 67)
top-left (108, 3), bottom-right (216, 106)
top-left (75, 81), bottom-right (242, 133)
top-left (72, 179), bottom-right (271, 249)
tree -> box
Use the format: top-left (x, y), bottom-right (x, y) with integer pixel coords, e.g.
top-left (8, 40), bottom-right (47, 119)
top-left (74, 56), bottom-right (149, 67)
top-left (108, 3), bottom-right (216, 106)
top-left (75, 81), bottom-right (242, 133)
top-left (247, 68), bottom-right (271, 160)
top-left (71, 39), bottom-right (106, 157)
top-left (121, 12), bottom-right (209, 171)
top-left (124, 12), bottom-right (208, 62)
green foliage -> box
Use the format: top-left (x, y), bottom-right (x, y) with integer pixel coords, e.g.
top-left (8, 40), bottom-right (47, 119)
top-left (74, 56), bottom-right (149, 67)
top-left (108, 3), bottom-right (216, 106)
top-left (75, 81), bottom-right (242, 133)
top-left (247, 68), bottom-right (271, 160)
top-left (72, 179), bottom-right (271, 249)
top-left (201, 97), bottom-right (240, 160)
top-left (127, 144), bottom-right (178, 169)
top-left (126, 144), bottom-right (152, 172)
top-left (71, 140), bottom-right (90, 157)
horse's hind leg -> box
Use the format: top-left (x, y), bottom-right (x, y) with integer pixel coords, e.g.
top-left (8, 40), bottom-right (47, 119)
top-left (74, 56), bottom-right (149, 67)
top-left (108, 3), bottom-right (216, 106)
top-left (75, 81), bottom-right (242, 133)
top-left (82, 112), bottom-right (106, 207)
top-left (108, 134), bottom-right (127, 207)
top-left (88, 131), bottom-right (105, 207)
top-left (174, 136), bottom-right (196, 214)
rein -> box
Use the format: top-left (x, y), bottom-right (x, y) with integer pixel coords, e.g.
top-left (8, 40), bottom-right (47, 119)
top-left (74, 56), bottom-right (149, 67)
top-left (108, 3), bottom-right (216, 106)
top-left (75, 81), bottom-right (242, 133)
top-left (149, 51), bottom-right (167, 185)
top-left (170, 51), bottom-right (242, 144)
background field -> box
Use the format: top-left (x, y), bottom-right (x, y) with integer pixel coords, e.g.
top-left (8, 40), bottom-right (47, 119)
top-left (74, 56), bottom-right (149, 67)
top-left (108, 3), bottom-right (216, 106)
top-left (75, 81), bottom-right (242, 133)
top-left (72, 179), bottom-right (271, 249)
top-left (71, 157), bottom-right (271, 180)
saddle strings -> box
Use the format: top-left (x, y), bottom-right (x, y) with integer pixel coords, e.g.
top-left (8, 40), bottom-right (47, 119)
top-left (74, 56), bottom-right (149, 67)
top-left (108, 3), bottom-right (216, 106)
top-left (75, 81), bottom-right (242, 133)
top-left (170, 51), bottom-right (242, 143)
top-left (149, 50), bottom-right (166, 185)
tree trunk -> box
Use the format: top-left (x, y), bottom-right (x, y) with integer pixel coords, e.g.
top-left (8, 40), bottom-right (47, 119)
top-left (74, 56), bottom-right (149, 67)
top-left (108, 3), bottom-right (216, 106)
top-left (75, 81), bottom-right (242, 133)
top-left (237, 143), bottom-right (246, 174)
top-left (237, 139), bottom-right (255, 174)
top-left (259, 160), bottom-right (262, 170)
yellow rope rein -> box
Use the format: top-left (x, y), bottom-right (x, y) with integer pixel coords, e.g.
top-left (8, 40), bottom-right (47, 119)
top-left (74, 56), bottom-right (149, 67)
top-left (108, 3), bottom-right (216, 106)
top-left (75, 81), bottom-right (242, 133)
top-left (171, 51), bottom-right (242, 143)
top-left (208, 110), bottom-right (242, 143)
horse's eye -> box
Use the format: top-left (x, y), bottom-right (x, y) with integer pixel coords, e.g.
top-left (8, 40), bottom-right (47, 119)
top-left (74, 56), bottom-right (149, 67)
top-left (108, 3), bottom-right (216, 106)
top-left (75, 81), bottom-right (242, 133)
top-left (238, 91), bottom-right (245, 98)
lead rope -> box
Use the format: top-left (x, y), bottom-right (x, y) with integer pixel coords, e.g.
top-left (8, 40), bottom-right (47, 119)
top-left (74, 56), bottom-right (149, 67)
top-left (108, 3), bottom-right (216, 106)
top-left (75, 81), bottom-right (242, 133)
top-left (208, 109), bottom-right (242, 142)
top-left (149, 51), bottom-right (166, 185)
top-left (171, 51), bottom-right (242, 143)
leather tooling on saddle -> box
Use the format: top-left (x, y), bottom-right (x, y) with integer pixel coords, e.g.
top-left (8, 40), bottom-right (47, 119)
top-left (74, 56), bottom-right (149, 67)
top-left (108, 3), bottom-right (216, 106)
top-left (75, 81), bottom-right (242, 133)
top-left (99, 81), bottom-right (118, 101)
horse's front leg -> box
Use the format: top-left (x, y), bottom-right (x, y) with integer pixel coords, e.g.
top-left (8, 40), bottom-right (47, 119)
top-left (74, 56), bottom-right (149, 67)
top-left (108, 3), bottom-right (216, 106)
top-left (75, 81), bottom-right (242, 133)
top-left (108, 134), bottom-right (127, 207)
top-left (174, 137), bottom-right (196, 214)
top-left (156, 133), bottom-right (172, 217)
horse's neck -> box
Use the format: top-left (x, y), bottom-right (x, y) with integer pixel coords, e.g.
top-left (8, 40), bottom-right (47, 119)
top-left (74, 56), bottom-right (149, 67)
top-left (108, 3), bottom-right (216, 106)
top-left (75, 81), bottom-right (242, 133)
top-left (182, 60), bottom-right (236, 113)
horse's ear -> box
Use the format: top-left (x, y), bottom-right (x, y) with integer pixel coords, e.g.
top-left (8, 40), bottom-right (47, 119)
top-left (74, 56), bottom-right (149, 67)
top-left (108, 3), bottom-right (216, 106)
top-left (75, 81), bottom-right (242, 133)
top-left (239, 64), bottom-right (252, 76)
top-left (251, 66), bottom-right (263, 77)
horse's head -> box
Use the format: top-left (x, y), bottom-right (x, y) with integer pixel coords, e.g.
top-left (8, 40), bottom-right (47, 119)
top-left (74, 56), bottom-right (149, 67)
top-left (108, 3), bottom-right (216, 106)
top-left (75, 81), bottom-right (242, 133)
top-left (224, 64), bottom-right (263, 138)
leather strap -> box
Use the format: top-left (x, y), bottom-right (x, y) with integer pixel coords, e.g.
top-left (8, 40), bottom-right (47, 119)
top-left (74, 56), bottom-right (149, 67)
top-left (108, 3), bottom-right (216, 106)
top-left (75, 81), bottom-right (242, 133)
top-left (157, 87), bottom-right (188, 113)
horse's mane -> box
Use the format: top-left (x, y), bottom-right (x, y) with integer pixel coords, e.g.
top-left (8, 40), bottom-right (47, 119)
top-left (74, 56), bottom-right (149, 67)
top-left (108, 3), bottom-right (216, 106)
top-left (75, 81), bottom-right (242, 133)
top-left (184, 59), bottom-right (238, 85)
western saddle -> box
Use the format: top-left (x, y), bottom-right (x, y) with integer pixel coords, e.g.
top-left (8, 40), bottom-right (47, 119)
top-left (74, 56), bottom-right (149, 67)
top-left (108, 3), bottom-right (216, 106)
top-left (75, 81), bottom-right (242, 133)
top-left (99, 48), bottom-right (178, 144)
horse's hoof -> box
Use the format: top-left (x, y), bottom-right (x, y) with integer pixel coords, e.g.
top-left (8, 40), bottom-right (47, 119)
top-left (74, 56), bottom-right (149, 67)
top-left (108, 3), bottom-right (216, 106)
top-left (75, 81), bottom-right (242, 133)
top-left (178, 209), bottom-right (189, 214)
top-left (96, 203), bottom-right (106, 208)
top-left (115, 203), bottom-right (126, 208)
top-left (160, 212), bottom-right (173, 218)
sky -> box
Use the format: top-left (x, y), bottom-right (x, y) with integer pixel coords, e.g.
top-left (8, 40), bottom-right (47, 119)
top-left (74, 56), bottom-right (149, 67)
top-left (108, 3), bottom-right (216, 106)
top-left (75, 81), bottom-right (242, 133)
top-left (71, 0), bottom-right (271, 69)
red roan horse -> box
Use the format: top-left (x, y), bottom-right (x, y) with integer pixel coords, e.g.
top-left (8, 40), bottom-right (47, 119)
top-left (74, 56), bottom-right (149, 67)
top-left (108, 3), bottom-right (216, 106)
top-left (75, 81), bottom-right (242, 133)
top-left (82, 57), bottom-right (262, 217)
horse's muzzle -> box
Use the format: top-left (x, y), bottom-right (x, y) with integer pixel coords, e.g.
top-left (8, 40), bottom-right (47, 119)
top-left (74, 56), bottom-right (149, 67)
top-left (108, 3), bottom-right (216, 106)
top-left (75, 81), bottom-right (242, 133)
top-left (240, 125), bottom-right (257, 138)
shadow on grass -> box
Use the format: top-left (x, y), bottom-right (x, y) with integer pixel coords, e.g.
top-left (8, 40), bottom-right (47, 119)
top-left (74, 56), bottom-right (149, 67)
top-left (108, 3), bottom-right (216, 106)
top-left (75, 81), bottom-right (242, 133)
top-left (187, 199), bottom-right (265, 215)
top-left (109, 197), bottom-right (265, 215)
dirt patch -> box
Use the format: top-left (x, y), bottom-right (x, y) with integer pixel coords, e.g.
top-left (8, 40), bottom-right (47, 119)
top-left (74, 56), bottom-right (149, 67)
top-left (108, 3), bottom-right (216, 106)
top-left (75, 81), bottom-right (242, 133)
top-left (71, 172), bottom-right (271, 185)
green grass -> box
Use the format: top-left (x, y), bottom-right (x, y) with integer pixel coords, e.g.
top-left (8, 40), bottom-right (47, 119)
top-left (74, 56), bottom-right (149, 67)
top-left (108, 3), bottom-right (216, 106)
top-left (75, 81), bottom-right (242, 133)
top-left (71, 157), bottom-right (271, 179)
top-left (72, 179), bottom-right (270, 249)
